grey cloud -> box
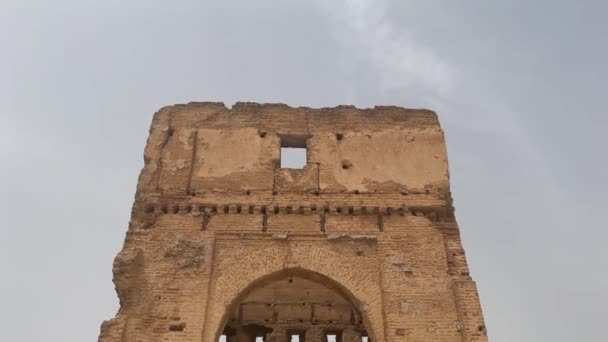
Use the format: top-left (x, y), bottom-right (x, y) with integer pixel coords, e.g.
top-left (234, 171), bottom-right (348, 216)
top-left (1, 1), bottom-right (606, 341)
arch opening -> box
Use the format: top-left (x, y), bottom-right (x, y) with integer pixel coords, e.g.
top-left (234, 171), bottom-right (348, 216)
top-left (216, 269), bottom-right (372, 342)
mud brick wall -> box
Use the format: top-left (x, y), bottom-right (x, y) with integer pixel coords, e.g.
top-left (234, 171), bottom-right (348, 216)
top-left (99, 102), bottom-right (487, 342)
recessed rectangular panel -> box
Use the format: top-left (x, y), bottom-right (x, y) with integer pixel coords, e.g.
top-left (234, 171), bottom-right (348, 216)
top-left (276, 303), bottom-right (311, 322)
top-left (313, 303), bottom-right (352, 323)
top-left (190, 128), bottom-right (277, 192)
top-left (325, 216), bottom-right (379, 233)
top-left (206, 215), bottom-right (263, 232)
top-left (241, 303), bottom-right (274, 323)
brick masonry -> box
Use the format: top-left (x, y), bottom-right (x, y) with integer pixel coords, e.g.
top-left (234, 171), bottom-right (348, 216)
top-left (98, 102), bottom-right (487, 342)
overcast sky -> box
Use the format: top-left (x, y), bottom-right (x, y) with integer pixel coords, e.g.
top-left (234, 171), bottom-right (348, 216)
top-left (1, 1), bottom-right (607, 341)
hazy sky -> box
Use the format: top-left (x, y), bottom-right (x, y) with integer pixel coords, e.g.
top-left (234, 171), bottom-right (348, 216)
top-left (1, 1), bottom-right (607, 341)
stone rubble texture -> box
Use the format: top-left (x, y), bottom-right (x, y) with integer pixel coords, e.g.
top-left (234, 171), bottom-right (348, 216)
top-left (98, 102), bottom-right (488, 342)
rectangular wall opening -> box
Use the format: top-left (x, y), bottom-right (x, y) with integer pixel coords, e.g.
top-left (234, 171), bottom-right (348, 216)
top-left (280, 134), bottom-right (309, 169)
top-left (288, 329), bottom-right (305, 342)
top-left (323, 330), bottom-right (342, 342)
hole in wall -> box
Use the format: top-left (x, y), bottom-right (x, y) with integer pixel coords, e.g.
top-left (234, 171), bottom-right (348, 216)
top-left (341, 160), bottom-right (352, 169)
top-left (168, 323), bottom-right (185, 332)
top-left (258, 130), bottom-right (267, 138)
top-left (288, 329), bottom-right (306, 342)
top-left (281, 147), bottom-right (307, 169)
top-left (336, 133), bottom-right (343, 141)
top-left (325, 333), bottom-right (338, 342)
top-left (280, 134), bottom-right (309, 169)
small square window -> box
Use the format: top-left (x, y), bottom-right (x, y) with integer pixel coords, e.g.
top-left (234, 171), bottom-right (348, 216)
top-left (281, 147), bottom-right (307, 168)
top-left (280, 134), bottom-right (308, 169)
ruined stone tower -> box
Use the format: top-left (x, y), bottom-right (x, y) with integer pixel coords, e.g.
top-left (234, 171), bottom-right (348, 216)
top-left (99, 102), bottom-right (487, 342)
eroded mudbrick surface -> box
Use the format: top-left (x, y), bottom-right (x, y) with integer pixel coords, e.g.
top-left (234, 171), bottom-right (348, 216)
top-left (99, 102), bottom-right (487, 342)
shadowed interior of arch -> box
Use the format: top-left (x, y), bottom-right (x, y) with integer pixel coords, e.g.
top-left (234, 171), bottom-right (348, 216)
top-left (217, 270), bottom-right (371, 341)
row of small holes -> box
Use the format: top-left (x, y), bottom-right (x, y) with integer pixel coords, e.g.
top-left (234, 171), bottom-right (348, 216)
top-left (189, 189), bottom-right (410, 197)
top-left (258, 131), bottom-right (344, 141)
top-left (146, 204), bottom-right (409, 217)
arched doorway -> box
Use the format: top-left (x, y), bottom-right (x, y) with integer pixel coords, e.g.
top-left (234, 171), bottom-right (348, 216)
top-left (217, 269), bottom-right (372, 342)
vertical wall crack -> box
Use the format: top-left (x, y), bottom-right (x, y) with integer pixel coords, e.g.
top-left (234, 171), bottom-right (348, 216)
top-left (186, 130), bottom-right (198, 196)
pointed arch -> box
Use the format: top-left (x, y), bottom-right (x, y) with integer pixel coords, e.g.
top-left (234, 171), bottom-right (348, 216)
top-left (202, 245), bottom-right (385, 341)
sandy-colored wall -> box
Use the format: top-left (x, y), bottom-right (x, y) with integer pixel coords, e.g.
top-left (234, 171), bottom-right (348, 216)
top-left (136, 102), bottom-right (449, 197)
top-left (99, 102), bottom-right (487, 342)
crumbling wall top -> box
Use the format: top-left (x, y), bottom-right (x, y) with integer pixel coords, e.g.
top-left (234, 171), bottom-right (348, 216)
top-left (136, 102), bottom-right (450, 207)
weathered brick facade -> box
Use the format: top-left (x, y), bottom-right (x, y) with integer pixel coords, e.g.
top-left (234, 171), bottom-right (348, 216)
top-left (99, 102), bottom-right (487, 342)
